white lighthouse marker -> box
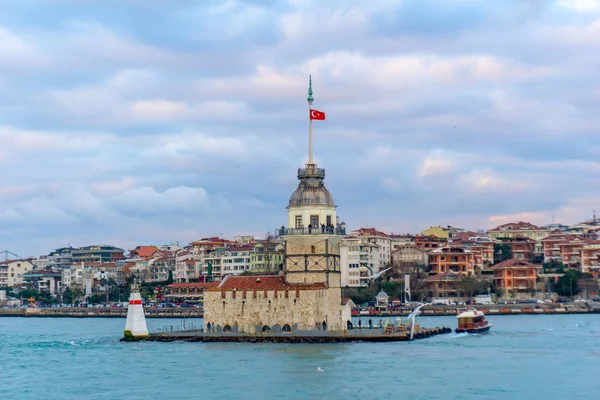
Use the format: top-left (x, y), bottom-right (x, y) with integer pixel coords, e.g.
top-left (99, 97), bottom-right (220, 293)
top-left (123, 284), bottom-right (149, 341)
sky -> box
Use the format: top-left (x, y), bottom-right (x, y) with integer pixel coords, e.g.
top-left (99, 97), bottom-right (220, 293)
top-left (1, 0), bottom-right (600, 257)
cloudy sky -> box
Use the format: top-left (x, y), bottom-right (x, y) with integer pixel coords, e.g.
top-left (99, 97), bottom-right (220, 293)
top-left (1, 0), bottom-right (600, 256)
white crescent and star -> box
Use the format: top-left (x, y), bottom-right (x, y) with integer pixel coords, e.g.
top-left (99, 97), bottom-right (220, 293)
top-left (311, 110), bottom-right (319, 118)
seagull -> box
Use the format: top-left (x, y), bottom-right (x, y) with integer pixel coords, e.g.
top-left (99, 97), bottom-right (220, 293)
top-left (317, 367), bottom-right (324, 372)
top-left (364, 267), bottom-right (392, 280)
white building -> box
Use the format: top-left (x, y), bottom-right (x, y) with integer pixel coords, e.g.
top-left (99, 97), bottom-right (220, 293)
top-left (340, 237), bottom-right (381, 287)
top-left (349, 228), bottom-right (392, 268)
top-left (221, 245), bottom-right (253, 276)
top-left (32, 257), bottom-right (50, 269)
top-left (0, 260), bottom-right (35, 288)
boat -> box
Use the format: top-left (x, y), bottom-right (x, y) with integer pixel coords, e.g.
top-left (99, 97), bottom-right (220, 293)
top-left (455, 308), bottom-right (492, 334)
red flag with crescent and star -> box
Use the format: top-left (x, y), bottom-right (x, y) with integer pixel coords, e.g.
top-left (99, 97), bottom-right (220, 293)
top-left (310, 109), bottom-right (326, 120)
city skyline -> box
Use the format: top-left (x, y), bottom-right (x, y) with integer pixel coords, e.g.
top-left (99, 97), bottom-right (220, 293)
top-left (2, 1), bottom-right (600, 256)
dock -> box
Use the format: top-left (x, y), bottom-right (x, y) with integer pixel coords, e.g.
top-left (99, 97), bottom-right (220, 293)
top-left (144, 326), bottom-right (453, 343)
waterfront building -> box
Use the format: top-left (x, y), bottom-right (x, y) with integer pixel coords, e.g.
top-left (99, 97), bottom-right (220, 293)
top-left (557, 237), bottom-right (595, 268)
top-left (31, 256), bottom-right (50, 269)
top-left (348, 227), bottom-right (392, 268)
top-left (190, 237), bottom-right (232, 255)
top-left (340, 236), bottom-right (380, 287)
top-left (221, 245), bottom-right (253, 276)
top-left (487, 221), bottom-right (552, 241)
top-left (424, 272), bottom-right (462, 300)
top-left (541, 233), bottom-right (571, 263)
top-left (391, 244), bottom-right (429, 267)
top-left (23, 269), bottom-right (62, 295)
top-left (0, 259), bottom-right (35, 288)
top-left (71, 245), bottom-right (125, 264)
top-left (164, 282), bottom-right (219, 307)
top-left (500, 235), bottom-right (537, 261)
top-left (414, 234), bottom-right (447, 250)
top-left (428, 246), bottom-right (478, 275)
top-left (425, 246), bottom-right (479, 299)
top-left (421, 225), bottom-right (464, 239)
top-left (199, 247), bottom-right (226, 281)
top-left (389, 234), bottom-right (415, 251)
top-left (47, 247), bottom-right (74, 269)
top-left (375, 290), bottom-right (389, 310)
top-left (490, 258), bottom-right (541, 299)
top-left (249, 241), bottom-right (284, 273)
top-left (203, 77), bottom-right (346, 333)
top-left (580, 243), bottom-right (600, 276)
top-left (173, 250), bottom-right (197, 283)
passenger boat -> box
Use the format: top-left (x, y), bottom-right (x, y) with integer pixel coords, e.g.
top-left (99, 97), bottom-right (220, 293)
top-left (455, 308), bottom-right (492, 334)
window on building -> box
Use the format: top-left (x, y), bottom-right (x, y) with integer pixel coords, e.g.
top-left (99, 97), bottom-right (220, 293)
top-left (311, 246), bottom-right (316, 254)
top-left (310, 215), bottom-right (319, 227)
top-left (326, 215), bottom-right (332, 226)
top-left (295, 215), bottom-right (302, 228)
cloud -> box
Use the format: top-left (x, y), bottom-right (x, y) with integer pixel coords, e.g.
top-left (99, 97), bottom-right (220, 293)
top-left (109, 186), bottom-right (209, 217)
top-left (0, 0), bottom-right (599, 255)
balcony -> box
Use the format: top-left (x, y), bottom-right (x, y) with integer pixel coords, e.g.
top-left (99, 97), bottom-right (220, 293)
top-left (298, 167), bottom-right (325, 179)
top-left (277, 227), bottom-right (346, 236)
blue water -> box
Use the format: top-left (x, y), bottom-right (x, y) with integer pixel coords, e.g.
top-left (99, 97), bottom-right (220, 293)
top-left (1, 315), bottom-right (599, 399)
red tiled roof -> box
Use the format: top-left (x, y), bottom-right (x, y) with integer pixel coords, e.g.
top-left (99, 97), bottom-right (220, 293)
top-left (351, 227), bottom-right (389, 238)
top-left (209, 275), bottom-right (327, 292)
top-left (227, 245), bottom-right (254, 252)
top-left (489, 258), bottom-right (541, 269)
top-left (131, 246), bottom-right (159, 258)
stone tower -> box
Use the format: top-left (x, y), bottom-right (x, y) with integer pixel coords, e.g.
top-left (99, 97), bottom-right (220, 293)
top-left (282, 76), bottom-right (345, 288)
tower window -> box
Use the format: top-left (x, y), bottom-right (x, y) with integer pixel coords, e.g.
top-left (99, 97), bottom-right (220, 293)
top-left (310, 215), bottom-right (319, 227)
top-left (326, 215), bottom-right (332, 226)
top-left (295, 215), bottom-right (302, 228)
top-left (311, 246), bottom-right (316, 254)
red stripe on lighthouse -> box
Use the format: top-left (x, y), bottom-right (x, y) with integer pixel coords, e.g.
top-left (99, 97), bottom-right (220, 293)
top-left (129, 300), bottom-right (142, 305)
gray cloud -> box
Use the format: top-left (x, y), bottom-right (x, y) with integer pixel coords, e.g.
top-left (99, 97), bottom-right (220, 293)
top-left (1, 0), bottom-right (600, 256)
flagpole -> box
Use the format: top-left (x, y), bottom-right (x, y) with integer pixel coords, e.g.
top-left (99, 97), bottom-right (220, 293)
top-left (307, 75), bottom-right (314, 165)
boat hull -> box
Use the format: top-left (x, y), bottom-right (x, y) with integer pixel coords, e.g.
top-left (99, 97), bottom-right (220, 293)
top-left (455, 324), bottom-right (491, 334)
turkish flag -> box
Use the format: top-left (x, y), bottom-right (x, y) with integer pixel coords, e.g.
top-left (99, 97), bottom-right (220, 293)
top-left (310, 109), bottom-right (326, 120)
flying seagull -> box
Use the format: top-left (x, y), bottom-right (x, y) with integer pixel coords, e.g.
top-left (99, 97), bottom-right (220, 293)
top-left (365, 266), bottom-right (392, 280)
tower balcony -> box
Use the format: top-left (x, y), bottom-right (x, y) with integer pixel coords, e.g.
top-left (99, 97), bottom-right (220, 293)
top-left (297, 166), bottom-right (325, 179)
top-left (276, 226), bottom-right (346, 237)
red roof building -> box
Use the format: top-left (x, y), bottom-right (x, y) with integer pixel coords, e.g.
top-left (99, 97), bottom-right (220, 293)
top-left (489, 258), bottom-right (541, 297)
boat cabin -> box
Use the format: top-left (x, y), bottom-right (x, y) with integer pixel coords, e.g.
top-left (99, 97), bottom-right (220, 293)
top-left (457, 310), bottom-right (486, 330)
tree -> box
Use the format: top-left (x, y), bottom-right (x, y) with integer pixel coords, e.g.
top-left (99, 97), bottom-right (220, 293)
top-left (552, 270), bottom-right (581, 297)
top-left (493, 243), bottom-right (513, 264)
top-left (458, 276), bottom-right (488, 301)
top-left (543, 260), bottom-right (566, 273)
top-left (166, 269), bottom-right (174, 285)
top-left (89, 293), bottom-right (104, 304)
top-left (62, 287), bottom-right (73, 304)
top-left (71, 288), bottom-right (84, 304)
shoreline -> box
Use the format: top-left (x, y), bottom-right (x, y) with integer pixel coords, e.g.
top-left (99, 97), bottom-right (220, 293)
top-left (1, 304), bottom-right (598, 318)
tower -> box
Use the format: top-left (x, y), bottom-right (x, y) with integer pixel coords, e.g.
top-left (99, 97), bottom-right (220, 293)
top-left (282, 76), bottom-right (345, 288)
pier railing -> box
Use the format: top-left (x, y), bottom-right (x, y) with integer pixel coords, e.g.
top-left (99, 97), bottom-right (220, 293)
top-left (151, 325), bottom-right (405, 337)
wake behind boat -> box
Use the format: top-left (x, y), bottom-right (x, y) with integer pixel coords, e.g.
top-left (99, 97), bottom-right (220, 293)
top-left (455, 308), bottom-right (492, 334)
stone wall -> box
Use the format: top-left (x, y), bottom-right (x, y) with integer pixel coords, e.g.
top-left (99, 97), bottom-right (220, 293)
top-left (284, 235), bottom-right (341, 286)
top-left (204, 287), bottom-right (343, 333)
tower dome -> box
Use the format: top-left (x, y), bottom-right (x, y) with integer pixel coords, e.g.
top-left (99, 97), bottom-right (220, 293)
top-left (288, 166), bottom-right (335, 207)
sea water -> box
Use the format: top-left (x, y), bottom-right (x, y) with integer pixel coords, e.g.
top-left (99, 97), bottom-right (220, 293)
top-left (0, 315), bottom-right (599, 399)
